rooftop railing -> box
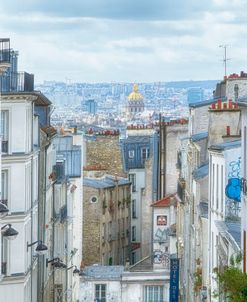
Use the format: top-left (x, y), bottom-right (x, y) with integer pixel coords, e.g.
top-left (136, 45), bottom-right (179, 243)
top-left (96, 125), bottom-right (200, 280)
top-left (0, 39), bottom-right (10, 63)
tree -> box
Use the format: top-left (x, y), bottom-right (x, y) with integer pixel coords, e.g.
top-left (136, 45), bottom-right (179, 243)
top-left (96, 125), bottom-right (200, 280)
top-left (215, 253), bottom-right (247, 302)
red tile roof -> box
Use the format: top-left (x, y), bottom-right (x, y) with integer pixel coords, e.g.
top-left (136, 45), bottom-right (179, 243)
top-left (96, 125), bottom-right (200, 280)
top-left (151, 194), bottom-right (177, 207)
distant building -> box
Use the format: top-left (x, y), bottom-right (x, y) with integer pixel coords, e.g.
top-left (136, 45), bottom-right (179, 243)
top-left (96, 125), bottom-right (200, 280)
top-left (187, 87), bottom-right (203, 104)
top-left (126, 84), bottom-right (144, 117)
top-left (82, 99), bottom-right (97, 114)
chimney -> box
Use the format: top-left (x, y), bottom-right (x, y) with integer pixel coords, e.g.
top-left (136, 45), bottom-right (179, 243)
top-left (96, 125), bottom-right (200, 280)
top-left (226, 126), bottom-right (230, 136)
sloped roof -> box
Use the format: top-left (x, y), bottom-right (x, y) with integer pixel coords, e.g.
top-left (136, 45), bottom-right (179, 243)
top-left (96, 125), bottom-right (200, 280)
top-left (210, 139), bottom-right (241, 151)
top-left (83, 265), bottom-right (124, 280)
top-left (191, 132), bottom-right (208, 142)
top-left (193, 163), bottom-right (209, 180)
top-left (83, 175), bottom-right (130, 189)
top-left (151, 194), bottom-right (177, 207)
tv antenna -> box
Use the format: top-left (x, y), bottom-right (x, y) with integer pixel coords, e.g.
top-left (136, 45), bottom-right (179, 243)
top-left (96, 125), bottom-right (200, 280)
top-left (219, 44), bottom-right (231, 77)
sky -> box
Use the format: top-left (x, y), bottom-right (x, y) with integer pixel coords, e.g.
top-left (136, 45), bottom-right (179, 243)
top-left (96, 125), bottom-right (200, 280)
top-left (0, 0), bottom-right (247, 83)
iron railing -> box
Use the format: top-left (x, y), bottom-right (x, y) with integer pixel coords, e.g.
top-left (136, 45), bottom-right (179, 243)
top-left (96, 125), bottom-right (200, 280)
top-left (0, 39), bottom-right (10, 63)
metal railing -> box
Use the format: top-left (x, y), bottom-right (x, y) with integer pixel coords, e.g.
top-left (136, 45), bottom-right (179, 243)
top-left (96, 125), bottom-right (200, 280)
top-left (0, 39), bottom-right (10, 63)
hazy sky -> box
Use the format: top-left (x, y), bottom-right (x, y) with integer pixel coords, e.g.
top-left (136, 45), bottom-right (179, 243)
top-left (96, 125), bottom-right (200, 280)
top-left (1, 0), bottom-right (246, 83)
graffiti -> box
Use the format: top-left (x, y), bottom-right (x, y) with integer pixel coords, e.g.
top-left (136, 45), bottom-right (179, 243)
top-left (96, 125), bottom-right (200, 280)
top-left (228, 157), bottom-right (241, 178)
top-left (225, 198), bottom-right (241, 218)
top-left (225, 157), bottom-right (241, 202)
top-left (153, 250), bottom-right (170, 267)
top-left (154, 228), bottom-right (168, 242)
top-left (225, 178), bottom-right (241, 202)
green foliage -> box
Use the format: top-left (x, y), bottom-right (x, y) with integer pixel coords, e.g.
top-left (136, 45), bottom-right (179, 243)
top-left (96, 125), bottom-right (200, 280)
top-left (217, 267), bottom-right (247, 302)
top-left (194, 268), bottom-right (202, 292)
top-left (216, 253), bottom-right (247, 302)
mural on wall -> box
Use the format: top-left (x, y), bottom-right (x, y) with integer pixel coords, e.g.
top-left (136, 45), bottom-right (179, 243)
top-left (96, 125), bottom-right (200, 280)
top-left (225, 157), bottom-right (241, 217)
top-left (153, 250), bottom-right (170, 268)
top-left (157, 215), bottom-right (167, 226)
top-left (154, 228), bottom-right (168, 243)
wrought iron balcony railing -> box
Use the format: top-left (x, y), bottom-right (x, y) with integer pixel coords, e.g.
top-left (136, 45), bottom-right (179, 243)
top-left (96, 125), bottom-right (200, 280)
top-left (0, 39), bottom-right (10, 63)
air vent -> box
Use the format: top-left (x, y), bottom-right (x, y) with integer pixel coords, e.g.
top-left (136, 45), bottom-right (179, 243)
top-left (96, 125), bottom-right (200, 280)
top-left (90, 196), bottom-right (98, 203)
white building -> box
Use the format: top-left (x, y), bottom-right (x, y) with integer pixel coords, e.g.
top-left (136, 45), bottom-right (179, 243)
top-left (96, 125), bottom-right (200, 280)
top-left (208, 140), bottom-right (241, 301)
top-left (0, 91), bottom-right (43, 302)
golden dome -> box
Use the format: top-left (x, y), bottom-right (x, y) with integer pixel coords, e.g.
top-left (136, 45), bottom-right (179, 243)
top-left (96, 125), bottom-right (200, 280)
top-left (128, 84), bottom-right (143, 101)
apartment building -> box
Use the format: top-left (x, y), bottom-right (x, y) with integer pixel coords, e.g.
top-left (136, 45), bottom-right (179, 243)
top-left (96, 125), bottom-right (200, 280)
top-left (83, 175), bottom-right (131, 266)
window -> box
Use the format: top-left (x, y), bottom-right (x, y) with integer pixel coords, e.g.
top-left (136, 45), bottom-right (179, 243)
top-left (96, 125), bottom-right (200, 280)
top-left (1, 170), bottom-right (8, 206)
top-left (1, 111), bottom-right (9, 153)
top-left (128, 150), bottom-right (135, 159)
top-left (1, 237), bottom-right (7, 275)
top-left (141, 148), bottom-right (150, 160)
top-left (132, 199), bottom-right (137, 218)
top-left (129, 173), bottom-right (136, 192)
top-left (132, 226), bottom-right (136, 242)
top-left (95, 284), bottom-right (106, 302)
top-left (216, 164), bottom-right (219, 210)
top-left (131, 251), bottom-right (136, 264)
top-left (144, 285), bottom-right (164, 302)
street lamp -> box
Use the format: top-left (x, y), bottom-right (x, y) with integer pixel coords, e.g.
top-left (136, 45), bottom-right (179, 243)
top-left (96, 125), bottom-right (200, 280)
top-left (27, 240), bottom-right (48, 255)
top-left (67, 265), bottom-right (80, 275)
top-left (46, 257), bottom-right (67, 269)
top-left (1, 224), bottom-right (18, 240)
top-left (0, 202), bottom-right (9, 218)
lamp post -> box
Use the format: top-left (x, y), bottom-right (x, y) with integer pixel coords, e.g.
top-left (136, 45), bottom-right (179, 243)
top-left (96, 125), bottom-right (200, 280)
top-left (1, 224), bottom-right (18, 240)
top-left (0, 202), bottom-right (9, 218)
top-left (46, 257), bottom-right (67, 269)
top-left (67, 265), bottom-right (80, 275)
top-left (27, 240), bottom-right (48, 256)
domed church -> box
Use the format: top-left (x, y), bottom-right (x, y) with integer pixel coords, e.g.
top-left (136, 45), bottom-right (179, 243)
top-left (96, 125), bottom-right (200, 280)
top-left (126, 84), bottom-right (145, 117)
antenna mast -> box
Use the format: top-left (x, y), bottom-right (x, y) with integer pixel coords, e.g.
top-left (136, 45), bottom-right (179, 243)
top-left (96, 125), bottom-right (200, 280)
top-left (219, 44), bottom-right (230, 77)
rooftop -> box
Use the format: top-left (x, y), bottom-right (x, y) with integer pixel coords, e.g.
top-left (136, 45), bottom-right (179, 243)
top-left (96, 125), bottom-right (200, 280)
top-left (83, 175), bottom-right (130, 189)
top-left (189, 98), bottom-right (218, 108)
top-left (215, 220), bottom-right (241, 250)
top-left (191, 132), bottom-right (208, 142)
top-left (82, 265), bottom-right (124, 280)
top-left (209, 139), bottom-right (241, 151)
top-left (193, 163), bottom-right (209, 180)
top-left (151, 194), bottom-right (177, 207)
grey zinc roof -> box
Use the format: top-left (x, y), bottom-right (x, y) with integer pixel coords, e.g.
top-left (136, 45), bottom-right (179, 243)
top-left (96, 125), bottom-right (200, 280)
top-left (198, 201), bottom-right (208, 219)
top-left (189, 98), bottom-right (216, 108)
top-left (193, 163), bottom-right (209, 180)
top-left (210, 139), bottom-right (241, 151)
top-left (83, 175), bottom-right (130, 189)
top-left (191, 132), bottom-right (208, 142)
top-left (215, 220), bottom-right (241, 250)
top-left (124, 135), bottom-right (151, 144)
top-left (82, 265), bottom-right (124, 280)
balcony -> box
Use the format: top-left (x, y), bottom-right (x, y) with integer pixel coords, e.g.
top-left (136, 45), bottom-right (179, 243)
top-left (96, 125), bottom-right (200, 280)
top-left (0, 39), bottom-right (10, 63)
top-left (1, 71), bottom-right (34, 93)
top-left (2, 140), bottom-right (8, 153)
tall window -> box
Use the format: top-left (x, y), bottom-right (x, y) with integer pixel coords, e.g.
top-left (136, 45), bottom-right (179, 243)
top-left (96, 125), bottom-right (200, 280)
top-left (129, 173), bottom-right (136, 192)
top-left (128, 150), bottom-right (135, 159)
top-left (132, 226), bottom-right (136, 242)
top-left (1, 237), bottom-right (8, 275)
top-left (1, 111), bottom-right (9, 153)
top-left (132, 199), bottom-right (137, 218)
top-left (1, 170), bottom-right (8, 206)
top-left (141, 148), bottom-right (150, 160)
top-left (95, 284), bottom-right (106, 302)
top-left (144, 286), bottom-right (164, 302)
